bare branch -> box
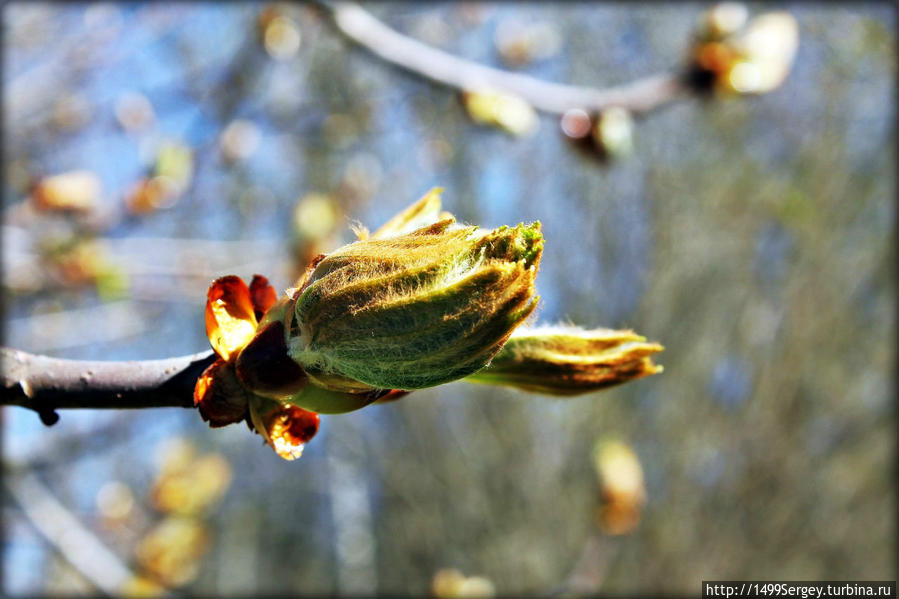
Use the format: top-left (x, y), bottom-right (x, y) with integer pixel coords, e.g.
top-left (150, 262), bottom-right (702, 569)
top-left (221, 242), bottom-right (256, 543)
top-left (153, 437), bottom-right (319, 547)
top-left (323, 2), bottom-right (690, 116)
top-left (1, 347), bottom-right (215, 418)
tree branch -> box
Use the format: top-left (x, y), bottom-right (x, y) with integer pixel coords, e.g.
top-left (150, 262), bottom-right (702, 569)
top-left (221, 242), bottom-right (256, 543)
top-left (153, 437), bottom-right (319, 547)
top-left (322, 1), bottom-right (690, 116)
top-left (1, 347), bottom-right (215, 418)
top-left (1, 6), bottom-right (683, 422)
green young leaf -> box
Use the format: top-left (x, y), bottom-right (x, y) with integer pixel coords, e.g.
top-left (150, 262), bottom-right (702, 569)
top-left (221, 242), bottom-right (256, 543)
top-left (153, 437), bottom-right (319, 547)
top-left (368, 187), bottom-right (454, 240)
top-left (465, 325), bottom-right (663, 395)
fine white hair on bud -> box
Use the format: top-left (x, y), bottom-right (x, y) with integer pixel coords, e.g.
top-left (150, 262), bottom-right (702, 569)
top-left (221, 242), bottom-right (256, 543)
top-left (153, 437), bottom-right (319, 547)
top-left (285, 216), bottom-right (543, 391)
top-left (464, 325), bottom-right (663, 395)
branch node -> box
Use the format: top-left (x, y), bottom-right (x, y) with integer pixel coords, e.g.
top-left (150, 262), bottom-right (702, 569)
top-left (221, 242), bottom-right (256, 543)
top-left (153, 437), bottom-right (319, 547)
top-left (39, 409), bottom-right (60, 427)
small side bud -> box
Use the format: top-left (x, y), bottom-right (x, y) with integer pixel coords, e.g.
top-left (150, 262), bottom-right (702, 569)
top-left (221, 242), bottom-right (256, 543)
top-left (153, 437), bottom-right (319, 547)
top-left (193, 359), bottom-right (251, 428)
top-left (464, 325), bottom-right (663, 395)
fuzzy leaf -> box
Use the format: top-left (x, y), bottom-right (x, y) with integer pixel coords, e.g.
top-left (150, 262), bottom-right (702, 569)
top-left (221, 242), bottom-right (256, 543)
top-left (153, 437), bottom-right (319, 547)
top-left (465, 325), bottom-right (663, 395)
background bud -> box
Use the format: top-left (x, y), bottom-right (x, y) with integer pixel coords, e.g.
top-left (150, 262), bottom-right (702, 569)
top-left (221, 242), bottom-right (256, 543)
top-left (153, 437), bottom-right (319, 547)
top-left (592, 106), bottom-right (635, 161)
top-left (461, 89), bottom-right (539, 137)
top-left (724, 12), bottom-right (799, 95)
top-left (593, 438), bottom-right (647, 535)
top-left (30, 170), bottom-right (101, 213)
top-left (696, 2), bottom-right (749, 41)
top-left (687, 9), bottom-right (798, 96)
top-left (287, 218), bottom-right (543, 390)
top-left (560, 108), bottom-right (593, 141)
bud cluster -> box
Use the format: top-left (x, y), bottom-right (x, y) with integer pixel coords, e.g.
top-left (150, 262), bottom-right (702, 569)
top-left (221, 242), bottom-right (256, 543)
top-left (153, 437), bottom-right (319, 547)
top-left (194, 189), bottom-right (663, 460)
top-left (687, 3), bottom-right (799, 96)
top-left (560, 106), bottom-right (635, 163)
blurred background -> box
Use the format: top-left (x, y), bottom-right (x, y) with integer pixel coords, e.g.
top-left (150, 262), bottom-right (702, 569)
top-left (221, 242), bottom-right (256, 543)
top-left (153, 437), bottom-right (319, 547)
top-left (2, 2), bottom-right (895, 595)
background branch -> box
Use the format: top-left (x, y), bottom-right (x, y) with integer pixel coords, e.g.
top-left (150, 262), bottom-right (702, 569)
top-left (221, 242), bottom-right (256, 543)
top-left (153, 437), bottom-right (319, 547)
top-left (1, 347), bottom-right (214, 417)
top-left (4, 470), bottom-right (142, 595)
top-left (323, 1), bottom-right (690, 116)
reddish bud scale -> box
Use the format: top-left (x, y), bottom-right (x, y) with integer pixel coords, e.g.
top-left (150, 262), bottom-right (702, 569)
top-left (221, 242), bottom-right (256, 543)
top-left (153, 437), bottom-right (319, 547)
top-left (205, 275), bottom-right (258, 362)
top-left (280, 406), bottom-right (320, 445)
top-left (235, 320), bottom-right (308, 400)
top-left (249, 274), bottom-right (278, 321)
top-left (193, 359), bottom-right (251, 427)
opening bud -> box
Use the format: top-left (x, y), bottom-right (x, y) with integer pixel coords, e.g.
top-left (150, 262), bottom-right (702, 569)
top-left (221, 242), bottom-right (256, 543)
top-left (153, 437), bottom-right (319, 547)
top-left (287, 217), bottom-right (543, 390)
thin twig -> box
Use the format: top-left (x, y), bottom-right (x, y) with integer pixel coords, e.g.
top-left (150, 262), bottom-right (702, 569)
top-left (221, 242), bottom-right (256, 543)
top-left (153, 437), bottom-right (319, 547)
top-left (322, 1), bottom-right (690, 116)
top-left (1, 347), bottom-right (215, 418)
